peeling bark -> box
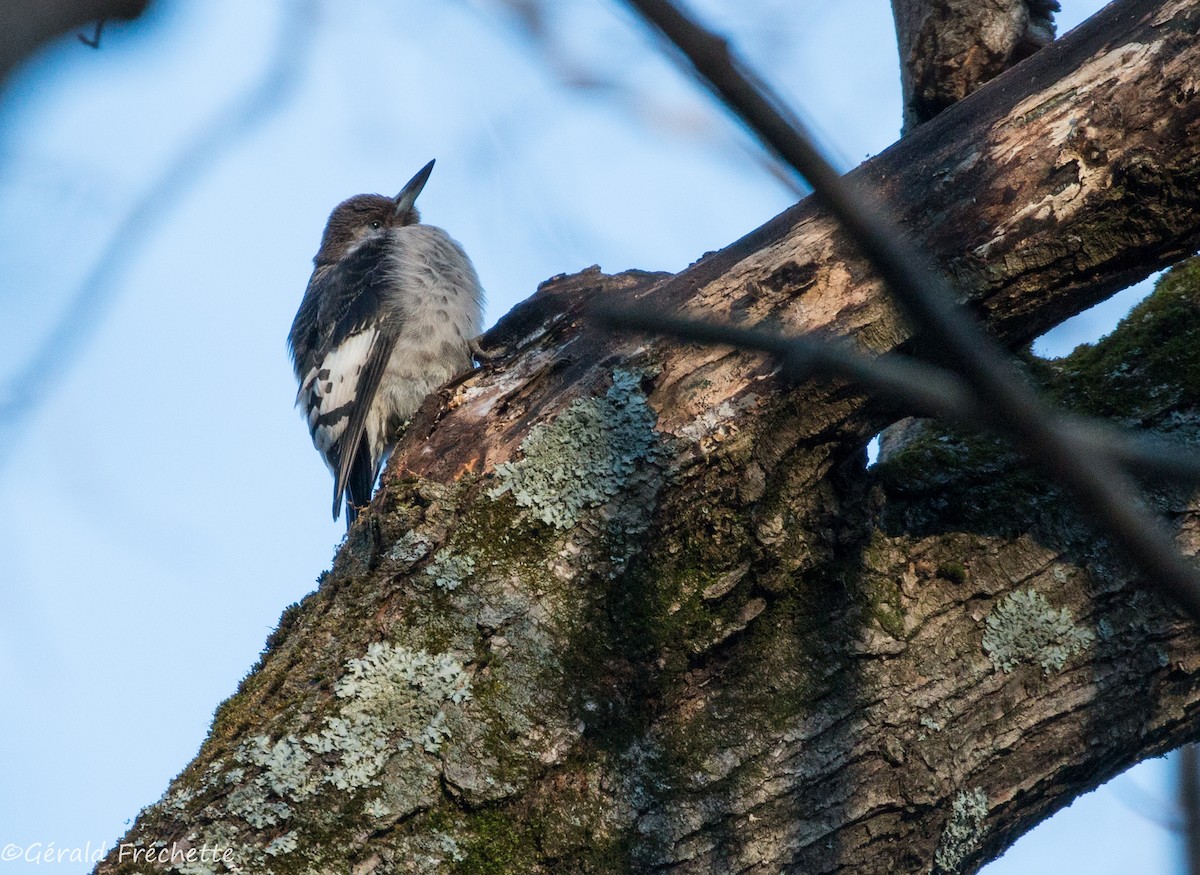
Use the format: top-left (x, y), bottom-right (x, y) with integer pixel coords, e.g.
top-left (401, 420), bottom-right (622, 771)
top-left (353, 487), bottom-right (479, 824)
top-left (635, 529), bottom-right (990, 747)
top-left (96, 2), bottom-right (1200, 874)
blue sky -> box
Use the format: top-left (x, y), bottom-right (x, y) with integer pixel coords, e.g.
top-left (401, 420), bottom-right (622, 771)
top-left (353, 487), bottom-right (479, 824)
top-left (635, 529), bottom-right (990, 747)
top-left (0, 1), bottom-right (1184, 872)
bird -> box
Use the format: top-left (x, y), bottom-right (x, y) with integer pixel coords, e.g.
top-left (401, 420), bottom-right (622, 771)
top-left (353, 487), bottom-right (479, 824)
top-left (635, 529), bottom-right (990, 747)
top-left (288, 160), bottom-right (484, 526)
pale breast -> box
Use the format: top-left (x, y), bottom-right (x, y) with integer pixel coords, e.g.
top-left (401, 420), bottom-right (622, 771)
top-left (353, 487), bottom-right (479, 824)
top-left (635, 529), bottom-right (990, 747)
top-left (363, 224), bottom-right (485, 462)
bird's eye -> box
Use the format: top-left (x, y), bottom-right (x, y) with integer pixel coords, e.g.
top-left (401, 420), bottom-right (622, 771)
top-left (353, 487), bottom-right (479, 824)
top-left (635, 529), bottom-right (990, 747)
top-left (370, 220), bottom-right (382, 230)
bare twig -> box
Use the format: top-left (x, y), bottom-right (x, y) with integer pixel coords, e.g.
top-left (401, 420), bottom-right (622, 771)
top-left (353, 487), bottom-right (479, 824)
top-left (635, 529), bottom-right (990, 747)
top-left (0, 1), bottom-right (318, 465)
top-left (618, 0), bottom-right (1200, 619)
top-left (78, 19), bottom-right (107, 49)
top-left (461, 0), bottom-right (808, 196)
top-left (1108, 766), bottom-right (1185, 833)
top-left (0, 0), bottom-right (147, 85)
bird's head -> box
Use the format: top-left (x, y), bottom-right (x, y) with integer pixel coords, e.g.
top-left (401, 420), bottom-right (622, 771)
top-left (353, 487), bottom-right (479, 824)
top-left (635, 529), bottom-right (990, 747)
top-left (313, 159), bottom-right (436, 266)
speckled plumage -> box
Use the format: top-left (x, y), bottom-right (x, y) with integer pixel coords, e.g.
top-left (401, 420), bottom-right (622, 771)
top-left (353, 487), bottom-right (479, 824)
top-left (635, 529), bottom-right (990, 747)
top-left (288, 161), bottom-right (484, 524)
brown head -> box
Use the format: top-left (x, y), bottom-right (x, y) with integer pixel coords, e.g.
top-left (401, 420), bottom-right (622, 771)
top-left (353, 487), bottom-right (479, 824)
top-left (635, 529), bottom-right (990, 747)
top-left (313, 159), bottom-right (435, 266)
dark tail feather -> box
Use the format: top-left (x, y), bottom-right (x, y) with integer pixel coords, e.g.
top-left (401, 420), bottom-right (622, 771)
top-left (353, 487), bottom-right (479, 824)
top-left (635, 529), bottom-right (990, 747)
top-left (343, 438), bottom-right (375, 530)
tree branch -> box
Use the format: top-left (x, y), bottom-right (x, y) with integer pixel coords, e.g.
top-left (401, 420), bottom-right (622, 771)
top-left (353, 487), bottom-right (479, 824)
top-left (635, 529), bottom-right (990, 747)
top-left (92, 1), bottom-right (1200, 873)
top-left (0, 1), bottom-right (316, 462)
top-left (592, 301), bottom-right (1200, 484)
top-left (621, 0), bottom-right (1200, 617)
top-left (0, 0), bottom-right (149, 85)
top-left (891, 0), bottom-right (1060, 132)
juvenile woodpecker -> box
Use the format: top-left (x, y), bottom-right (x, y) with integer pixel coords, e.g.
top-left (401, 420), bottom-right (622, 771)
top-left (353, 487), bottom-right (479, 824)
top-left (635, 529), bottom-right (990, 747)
top-left (288, 160), bottom-right (484, 525)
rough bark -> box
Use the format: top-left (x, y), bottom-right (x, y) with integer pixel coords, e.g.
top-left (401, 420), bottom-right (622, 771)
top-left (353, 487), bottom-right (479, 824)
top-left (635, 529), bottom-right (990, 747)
top-left (97, 1), bottom-right (1200, 873)
top-left (885, 0), bottom-right (1059, 452)
top-left (892, 0), bottom-right (1060, 131)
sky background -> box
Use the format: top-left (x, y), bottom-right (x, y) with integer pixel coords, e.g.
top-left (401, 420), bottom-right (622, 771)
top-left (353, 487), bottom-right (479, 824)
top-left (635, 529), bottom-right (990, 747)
top-left (0, 0), bottom-right (1185, 871)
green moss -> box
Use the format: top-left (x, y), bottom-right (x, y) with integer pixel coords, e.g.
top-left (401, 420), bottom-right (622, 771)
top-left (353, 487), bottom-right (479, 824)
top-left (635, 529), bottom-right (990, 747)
top-left (619, 477), bottom-right (756, 649)
top-left (452, 808), bottom-right (538, 875)
top-left (664, 498), bottom-right (753, 580)
top-left (262, 601), bottom-right (303, 655)
top-left (723, 613), bottom-right (816, 730)
top-left (211, 628), bottom-right (313, 747)
top-left (454, 490), bottom-right (555, 579)
top-left (875, 260), bottom-right (1200, 551)
top-left (452, 798), bottom-right (633, 875)
top-left (866, 573), bottom-right (907, 638)
top-left (1040, 257), bottom-right (1200, 420)
top-left (712, 559), bottom-right (864, 736)
top-left (873, 426), bottom-right (1056, 537)
top-left (936, 561), bottom-right (968, 585)
top-left (545, 467), bottom-right (762, 757)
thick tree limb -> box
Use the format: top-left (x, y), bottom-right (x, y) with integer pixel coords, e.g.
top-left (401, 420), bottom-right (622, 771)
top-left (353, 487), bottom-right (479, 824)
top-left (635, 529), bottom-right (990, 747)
top-left (96, 1), bottom-right (1200, 873)
top-left (593, 302), bottom-right (1200, 484)
top-left (409, 0), bottom-right (1200, 484)
top-left (883, 0), bottom-right (1061, 567)
top-left (621, 0), bottom-right (1200, 618)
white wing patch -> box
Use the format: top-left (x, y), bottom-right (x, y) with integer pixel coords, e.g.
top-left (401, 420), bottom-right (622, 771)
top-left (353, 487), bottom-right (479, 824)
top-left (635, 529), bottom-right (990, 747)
top-left (297, 328), bottom-right (378, 466)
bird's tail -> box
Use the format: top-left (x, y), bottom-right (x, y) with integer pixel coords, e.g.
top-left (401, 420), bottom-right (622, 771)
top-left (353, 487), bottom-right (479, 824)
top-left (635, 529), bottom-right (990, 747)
top-left (341, 438), bottom-right (375, 530)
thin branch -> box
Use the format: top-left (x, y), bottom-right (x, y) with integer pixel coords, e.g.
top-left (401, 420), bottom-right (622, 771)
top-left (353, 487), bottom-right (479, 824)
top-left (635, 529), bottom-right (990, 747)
top-left (462, 0), bottom-right (808, 197)
top-left (594, 303), bottom-right (1200, 484)
top-left (619, 0), bottom-right (1200, 620)
top-left (0, 1), bottom-right (318, 465)
top-left (78, 19), bottom-right (107, 49)
top-left (1108, 768), bottom-right (1186, 833)
top-left (0, 0), bottom-right (147, 85)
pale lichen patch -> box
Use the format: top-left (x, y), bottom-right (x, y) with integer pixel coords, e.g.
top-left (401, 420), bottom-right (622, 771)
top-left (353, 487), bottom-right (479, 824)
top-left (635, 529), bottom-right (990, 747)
top-left (424, 547), bottom-right (477, 591)
top-left (161, 639), bottom-right (476, 863)
top-left (982, 589), bottom-right (1094, 674)
top-left (387, 529), bottom-right (433, 566)
top-left (490, 368), bottom-right (660, 529)
top-left (933, 787), bottom-right (988, 873)
top-left (130, 642), bottom-right (475, 872)
top-left (263, 831), bottom-right (298, 857)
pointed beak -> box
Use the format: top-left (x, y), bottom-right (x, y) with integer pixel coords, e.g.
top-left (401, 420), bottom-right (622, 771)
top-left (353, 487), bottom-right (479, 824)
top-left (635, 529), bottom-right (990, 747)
top-left (394, 159), bottom-right (435, 215)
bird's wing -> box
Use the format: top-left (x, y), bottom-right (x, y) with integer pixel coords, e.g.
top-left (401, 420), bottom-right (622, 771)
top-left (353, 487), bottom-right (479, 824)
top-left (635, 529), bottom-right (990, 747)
top-left (329, 328), bottom-right (393, 520)
top-left (292, 237), bottom-right (400, 520)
